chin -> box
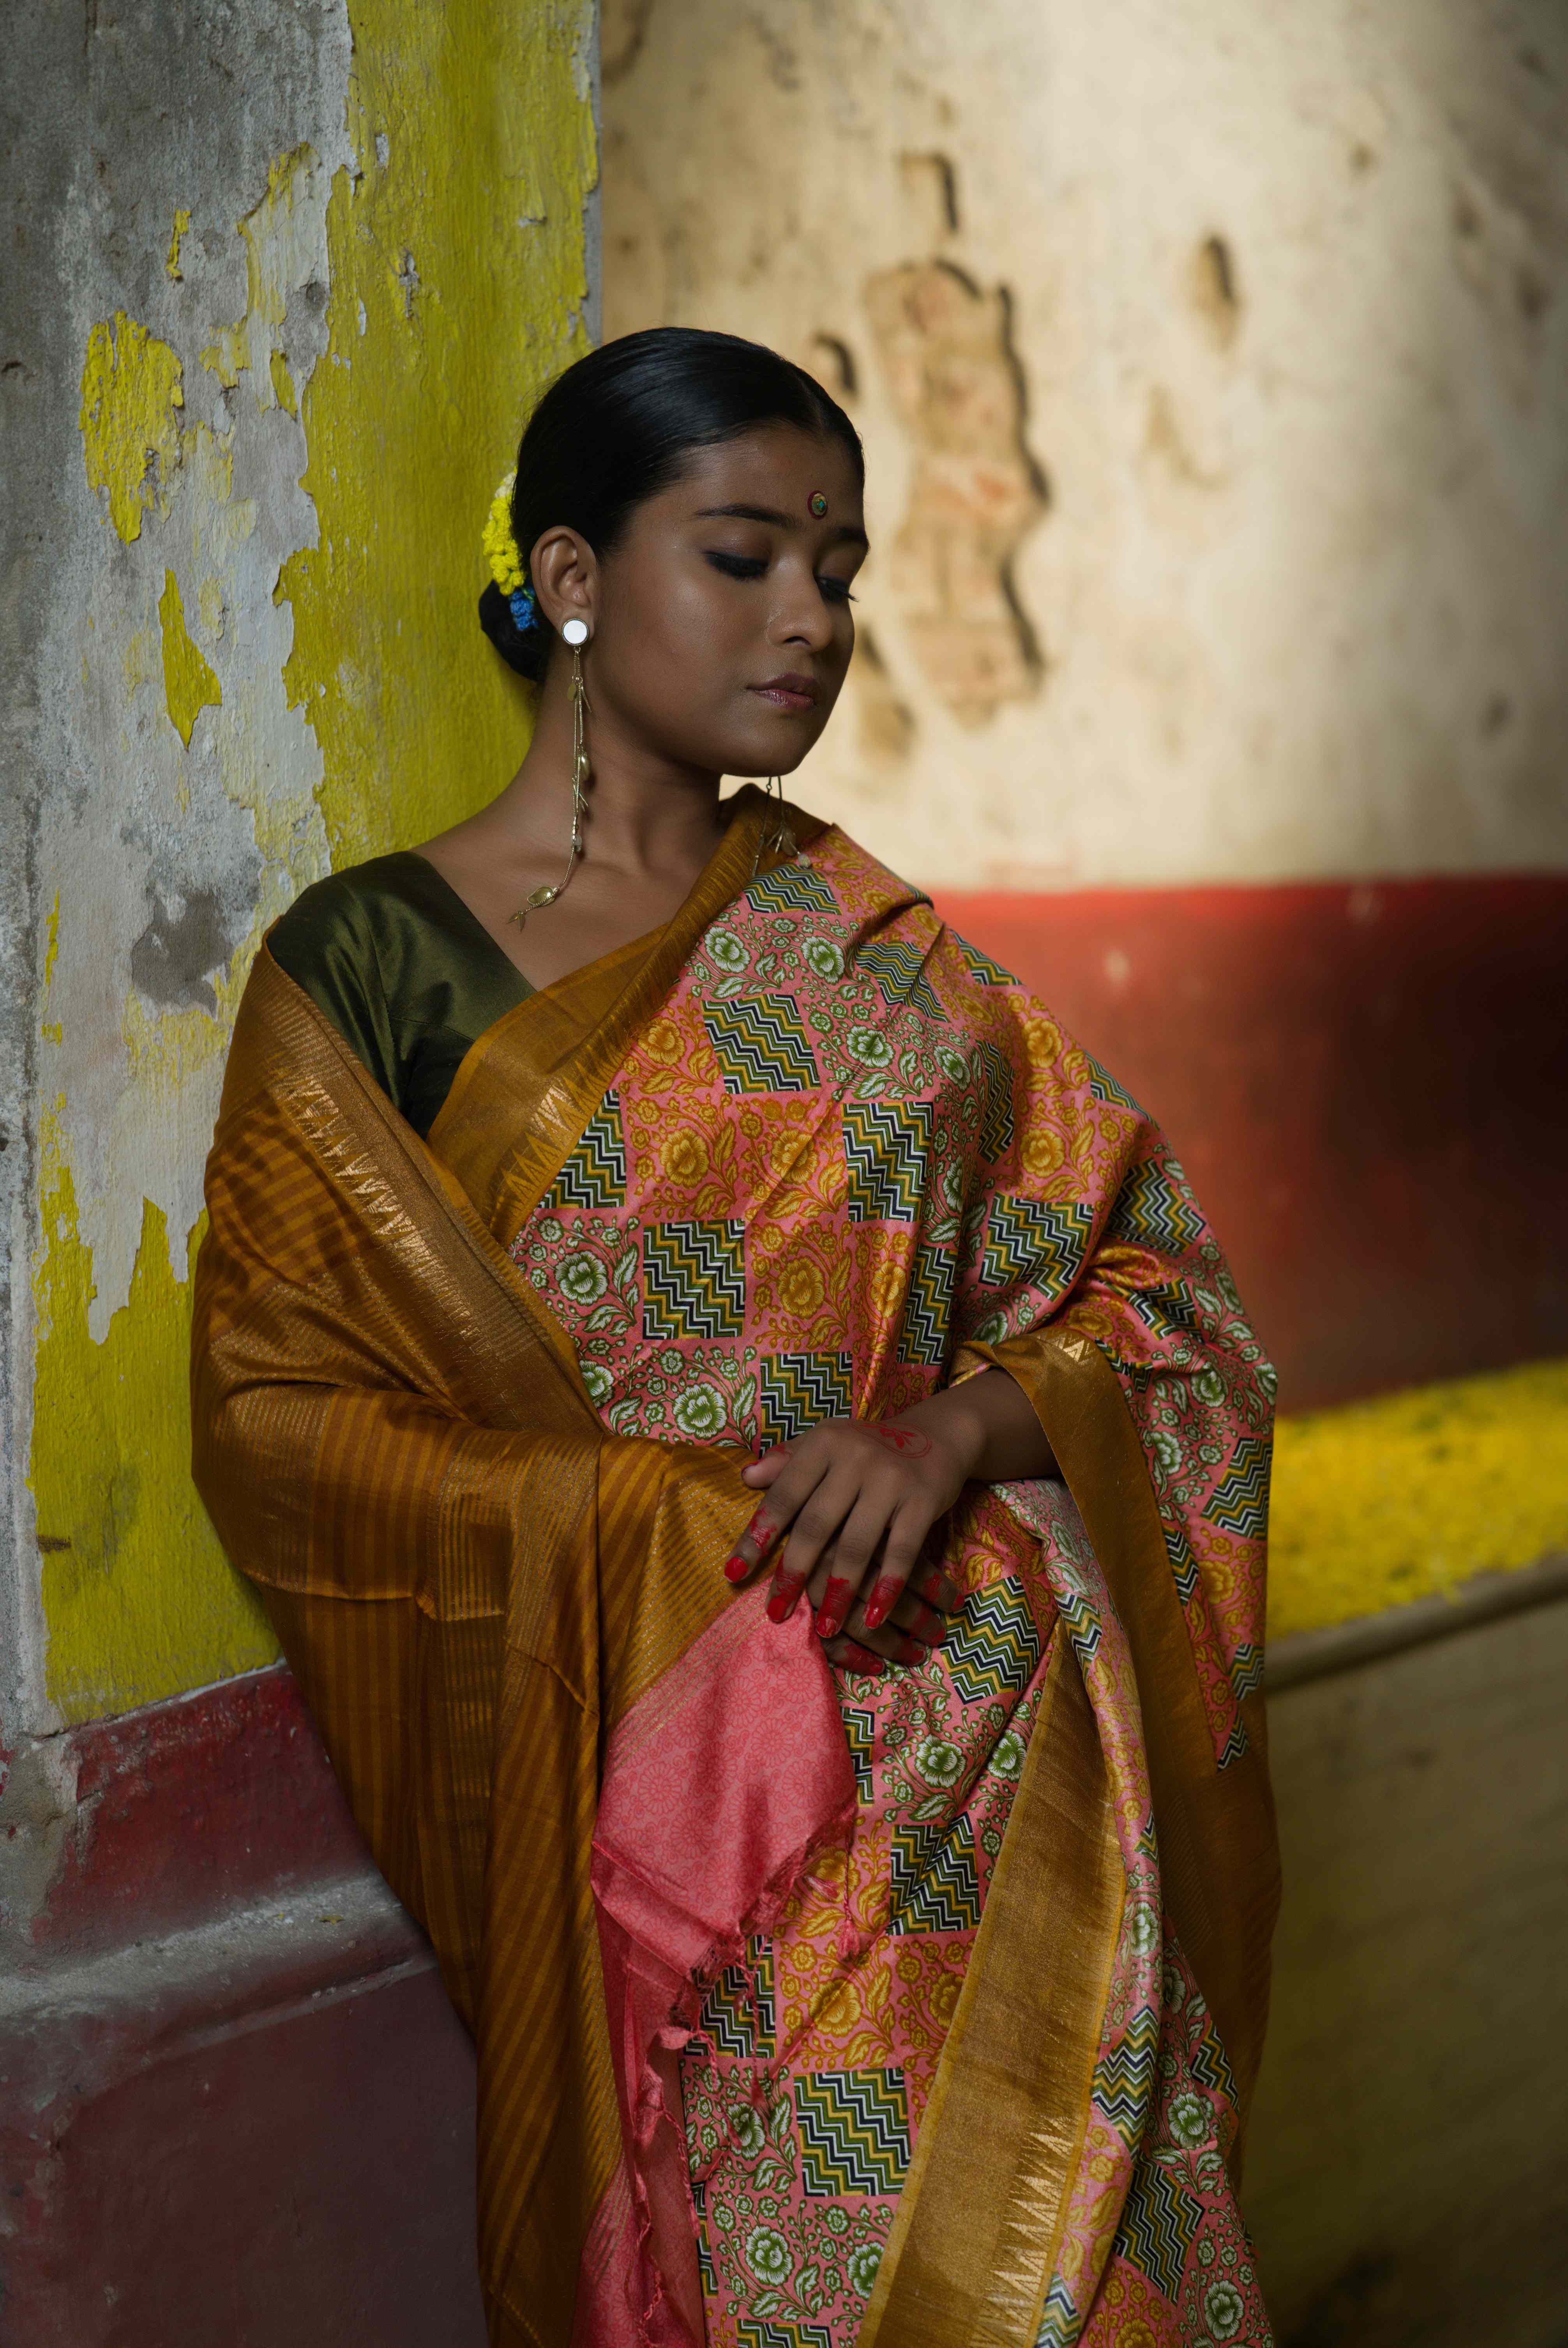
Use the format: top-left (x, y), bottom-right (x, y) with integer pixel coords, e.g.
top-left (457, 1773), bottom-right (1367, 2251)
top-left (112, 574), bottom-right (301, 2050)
top-left (721, 723), bottom-right (830, 780)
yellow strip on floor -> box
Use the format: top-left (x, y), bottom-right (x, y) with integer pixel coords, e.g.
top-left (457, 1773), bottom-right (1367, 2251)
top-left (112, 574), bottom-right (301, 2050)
top-left (1267, 1355), bottom-right (1568, 1641)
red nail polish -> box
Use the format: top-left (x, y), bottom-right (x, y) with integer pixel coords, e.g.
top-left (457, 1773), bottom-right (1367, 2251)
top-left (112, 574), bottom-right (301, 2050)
top-left (862, 1573), bottom-right (902, 1632)
top-left (816, 1581), bottom-right (852, 1642)
top-left (724, 1555), bottom-right (749, 1583)
top-left (767, 1585), bottom-right (802, 1624)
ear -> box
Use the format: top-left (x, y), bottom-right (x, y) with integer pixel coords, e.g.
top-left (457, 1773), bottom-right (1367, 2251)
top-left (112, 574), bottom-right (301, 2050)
top-left (530, 526), bottom-right (598, 639)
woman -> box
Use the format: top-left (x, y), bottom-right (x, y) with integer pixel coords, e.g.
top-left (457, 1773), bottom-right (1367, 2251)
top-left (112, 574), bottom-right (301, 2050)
top-left (192, 329), bottom-right (1279, 2348)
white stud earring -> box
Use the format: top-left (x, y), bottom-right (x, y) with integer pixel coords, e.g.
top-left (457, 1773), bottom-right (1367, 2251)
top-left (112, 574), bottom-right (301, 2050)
top-left (561, 617), bottom-right (588, 647)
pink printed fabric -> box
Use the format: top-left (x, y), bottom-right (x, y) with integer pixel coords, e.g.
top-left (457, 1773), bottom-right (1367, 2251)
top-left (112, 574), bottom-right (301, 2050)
top-left (514, 829), bottom-right (1276, 2346)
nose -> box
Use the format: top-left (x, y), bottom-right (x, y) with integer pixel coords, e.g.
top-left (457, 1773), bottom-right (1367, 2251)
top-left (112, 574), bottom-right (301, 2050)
top-left (767, 555), bottom-right (837, 654)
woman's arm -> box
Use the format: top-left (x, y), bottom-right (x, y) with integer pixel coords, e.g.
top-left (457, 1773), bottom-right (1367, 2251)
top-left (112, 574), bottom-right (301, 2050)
top-left (731, 1369), bottom-right (1057, 1672)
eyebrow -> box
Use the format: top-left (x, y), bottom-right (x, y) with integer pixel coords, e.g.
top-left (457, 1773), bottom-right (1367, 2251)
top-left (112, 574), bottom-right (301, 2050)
top-left (696, 501), bottom-right (869, 548)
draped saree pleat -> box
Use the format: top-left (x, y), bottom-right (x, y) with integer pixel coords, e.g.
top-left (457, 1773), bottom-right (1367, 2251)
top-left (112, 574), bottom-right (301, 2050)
top-left (192, 787), bottom-right (1279, 2348)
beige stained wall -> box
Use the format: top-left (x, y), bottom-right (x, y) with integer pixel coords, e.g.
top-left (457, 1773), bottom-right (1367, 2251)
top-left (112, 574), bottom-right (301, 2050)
top-left (603, 0), bottom-right (1568, 891)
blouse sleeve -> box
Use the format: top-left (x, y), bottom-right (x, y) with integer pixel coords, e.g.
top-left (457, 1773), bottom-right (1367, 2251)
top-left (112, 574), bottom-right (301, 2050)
top-left (265, 875), bottom-right (401, 1109)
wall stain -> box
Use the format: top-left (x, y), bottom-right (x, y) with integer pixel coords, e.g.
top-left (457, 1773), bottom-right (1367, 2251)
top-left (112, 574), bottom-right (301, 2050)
top-left (78, 313), bottom-right (185, 543)
top-left (32, 1165), bottom-right (274, 1721)
top-left (41, 3), bottom-right (597, 1727)
top-left (864, 258), bottom-right (1047, 727)
top-left (157, 569), bottom-right (222, 747)
top-left (281, 0), bottom-right (597, 867)
top-left (129, 887), bottom-right (239, 1014)
top-left (1190, 232), bottom-right (1241, 349)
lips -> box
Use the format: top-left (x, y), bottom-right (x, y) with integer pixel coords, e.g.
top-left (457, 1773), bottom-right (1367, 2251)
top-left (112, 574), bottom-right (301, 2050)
top-left (750, 673), bottom-right (820, 712)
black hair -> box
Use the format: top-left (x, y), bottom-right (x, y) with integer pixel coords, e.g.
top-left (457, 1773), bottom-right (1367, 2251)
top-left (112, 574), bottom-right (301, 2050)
top-left (478, 327), bottom-right (864, 682)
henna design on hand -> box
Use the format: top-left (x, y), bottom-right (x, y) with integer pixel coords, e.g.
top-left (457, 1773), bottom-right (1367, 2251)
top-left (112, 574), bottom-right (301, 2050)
top-left (872, 1425), bottom-right (932, 1457)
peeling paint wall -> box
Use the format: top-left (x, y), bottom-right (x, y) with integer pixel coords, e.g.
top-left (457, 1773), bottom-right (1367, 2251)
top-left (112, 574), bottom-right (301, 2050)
top-left (3, 0), bottom-right (598, 1736)
top-left (603, 0), bottom-right (1568, 890)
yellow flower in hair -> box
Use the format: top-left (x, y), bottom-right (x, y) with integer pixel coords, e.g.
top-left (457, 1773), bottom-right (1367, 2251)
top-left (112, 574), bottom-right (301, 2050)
top-left (482, 469), bottom-right (526, 595)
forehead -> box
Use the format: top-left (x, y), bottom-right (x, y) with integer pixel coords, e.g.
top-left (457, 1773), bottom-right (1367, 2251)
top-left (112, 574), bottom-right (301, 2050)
top-left (675, 424), bottom-right (864, 521)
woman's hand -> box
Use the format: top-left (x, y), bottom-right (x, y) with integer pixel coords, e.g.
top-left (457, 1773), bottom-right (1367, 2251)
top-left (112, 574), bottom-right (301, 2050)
top-left (727, 1369), bottom-right (1056, 1676)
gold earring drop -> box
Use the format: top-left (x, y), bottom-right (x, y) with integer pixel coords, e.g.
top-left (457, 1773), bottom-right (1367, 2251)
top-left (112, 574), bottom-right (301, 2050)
top-left (751, 772), bottom-right (797, 877)
top-left (513, 615), bottom-right (591, 929)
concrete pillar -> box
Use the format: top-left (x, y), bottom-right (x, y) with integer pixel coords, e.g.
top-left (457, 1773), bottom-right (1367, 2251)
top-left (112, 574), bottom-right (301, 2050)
top-left (0, 4), bottom-right (597, 2333)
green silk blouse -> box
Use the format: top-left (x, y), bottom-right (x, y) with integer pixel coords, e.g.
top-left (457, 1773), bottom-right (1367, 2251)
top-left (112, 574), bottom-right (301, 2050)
top-left (267, 852), bottom-right (532, 1139)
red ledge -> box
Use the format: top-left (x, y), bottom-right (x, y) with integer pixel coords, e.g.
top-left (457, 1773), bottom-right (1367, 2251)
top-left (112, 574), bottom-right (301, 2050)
top-left (22, 1664), bottom-right (370, 1957)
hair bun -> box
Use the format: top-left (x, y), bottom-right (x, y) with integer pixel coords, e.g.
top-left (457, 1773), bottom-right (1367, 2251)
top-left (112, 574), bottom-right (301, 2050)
top-left (478, 580), bottom-right (549, 682)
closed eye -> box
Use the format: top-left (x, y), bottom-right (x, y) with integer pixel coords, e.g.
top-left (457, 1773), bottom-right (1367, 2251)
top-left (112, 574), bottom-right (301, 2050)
top-left (706, 550), bottom-right (857, 605)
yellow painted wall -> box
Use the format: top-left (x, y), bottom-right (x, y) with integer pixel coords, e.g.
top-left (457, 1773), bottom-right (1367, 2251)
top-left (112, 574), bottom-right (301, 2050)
top-left (34, 0), bottom-right (597, 1727)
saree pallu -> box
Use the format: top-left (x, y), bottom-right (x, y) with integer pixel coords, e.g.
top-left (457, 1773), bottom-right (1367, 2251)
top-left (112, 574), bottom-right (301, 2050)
top-left (192, 788), bottom-right (1280, 2348)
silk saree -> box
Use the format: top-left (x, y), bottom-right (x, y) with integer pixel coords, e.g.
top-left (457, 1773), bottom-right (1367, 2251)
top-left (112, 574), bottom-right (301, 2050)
top-left (191, 785), bottom-right (1280, 2348)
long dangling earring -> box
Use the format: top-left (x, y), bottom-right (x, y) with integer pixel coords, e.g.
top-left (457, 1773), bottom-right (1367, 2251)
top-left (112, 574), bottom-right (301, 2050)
top-left (513, 616), bottom-right (592, 929)
top-left (751, 772), bottom-right (797, 878)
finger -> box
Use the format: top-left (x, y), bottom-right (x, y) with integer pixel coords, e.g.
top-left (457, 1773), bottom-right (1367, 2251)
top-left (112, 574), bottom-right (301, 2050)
top-left (913, 1563), bottom-right (960, 1614)
top-left (828, 1618), bottom-right (927, 1670)
top-left (724, 1450), bottom-right (832, 1583)
top-left (823, 1636), bottom-right (888, 1678)
top-left (740, 1445), bottom-right (792, 1489)
top-left (888, 1589), bottom-right (950, 1644)
top-left (861, 1505), bottom-right (936, 1631)
top-left (767, 1471), bottom-right (862, 1619)
top-left (812, 1499), bottom-right (900, 1640)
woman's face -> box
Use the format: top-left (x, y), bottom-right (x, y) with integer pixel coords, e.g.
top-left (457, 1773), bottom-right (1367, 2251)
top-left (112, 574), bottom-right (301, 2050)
top-left (544, 423), bottom-right (867, 779)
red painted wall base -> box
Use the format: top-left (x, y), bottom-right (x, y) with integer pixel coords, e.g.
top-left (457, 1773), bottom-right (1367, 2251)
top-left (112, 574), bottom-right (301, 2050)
top-left (0, 1670), bottom-right (486, 2344)
top-left (935, 873), bottom-right (1568, 1409)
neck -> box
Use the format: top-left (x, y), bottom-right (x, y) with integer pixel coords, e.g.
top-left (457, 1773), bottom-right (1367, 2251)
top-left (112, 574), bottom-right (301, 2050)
top-left (493, 653), bottom-right (729, 880)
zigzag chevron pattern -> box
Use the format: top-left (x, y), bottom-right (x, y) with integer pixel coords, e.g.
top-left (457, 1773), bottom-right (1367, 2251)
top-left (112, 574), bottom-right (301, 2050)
top-left (758, 1352), bottom-right (853, 1447)
top-left (1188, 1997), bottom-right (1238, 2104)
top-left (842, 1100), bottom-right (932, 1224)
top-left (840, 1705), bottom-right (878, 1801)
top-left (544, 1091), bottom-right (627, 1212)
top-left (980, 1197), bottom-right (1094, 1296)
top-left (694, 2199), bottom-right (719, 2302)
top-left (952, 932), bottom-right (1016, 989)
top-left (1053, 1575), bottom-right (1103, 1664)
top-left (1163, 1517), bottom-right (1201, 1603)
top-left (1130, 1279), bottom-right (1203, 1342)
top-left (890, 1818), bottom-right (981, 1937)
top-left (744, 861), bottom-right (837, 917)
top-left (696, 1943), bottom-right (775, 2058)
top-left (1109, 1155), bottom-right (1206, 1256)
top-left (1204, 1434), bottom-right (1272, 1540)
top-left (792, 2068), bottom-right (911, 2198)
top-left (704, 996), bottom-right (820, 1094)
top-left (1093, 2009), bottom-right (1159, 2139)
top-left (943, 1579), bottom-right (1044, 1705)
top-left (641, 1220), bottom-right (747, 1340)
top-left (736, 2319), bottom-right (833, 2348)
top-left (854, 935), bottom-right (945, 1020)
top-left (1115, 2156), bottom-right (1204, 2302)
top-left (1086, 1055), bottom-right (1143, 1114)
top-left (1217, 1717), bottom-right (1251, 1769)
top-left (1033, 2277), bottom-right (1080, 2348)
top-left (976, 1041), bottom-right (1015, 1166)
top-left (1229, 1640), bottom-right (1264, 1699)
top-left (896, 1242), bottom-right (955, 1366)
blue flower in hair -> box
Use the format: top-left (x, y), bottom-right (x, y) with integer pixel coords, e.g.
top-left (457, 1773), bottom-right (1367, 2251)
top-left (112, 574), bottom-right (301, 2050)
top-left (510, 583), bottom-right (539, 631)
